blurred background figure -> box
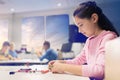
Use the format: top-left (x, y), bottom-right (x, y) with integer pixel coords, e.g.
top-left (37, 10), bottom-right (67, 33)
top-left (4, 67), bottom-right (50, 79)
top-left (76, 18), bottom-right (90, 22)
top-left (0, 41), bottom-right (13, 60)
top-left (36, 41), bottom-right (58, 62)
top-left (9, 42), bottom-right (18, 59)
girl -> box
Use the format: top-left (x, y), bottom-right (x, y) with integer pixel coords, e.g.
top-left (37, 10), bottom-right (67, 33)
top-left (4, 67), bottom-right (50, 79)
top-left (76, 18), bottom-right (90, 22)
top-left (48, 1), bottom-right (119, 80)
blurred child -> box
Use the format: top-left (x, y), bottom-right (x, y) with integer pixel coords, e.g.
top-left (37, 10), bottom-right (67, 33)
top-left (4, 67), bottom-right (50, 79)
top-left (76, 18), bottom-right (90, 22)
top-left (9, 42), bottom-right (18, 58)
top-left (36, 41), bottom-right (58, 62)
top-left (0, 41), bottom-right (14, 60)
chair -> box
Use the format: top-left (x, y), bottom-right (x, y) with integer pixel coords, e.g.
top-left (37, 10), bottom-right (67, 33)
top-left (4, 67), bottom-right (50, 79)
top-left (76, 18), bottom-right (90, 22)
top-left (105, 37), bottom-right (120, 80)
top-left (58, 42), bottom-right (84, 60)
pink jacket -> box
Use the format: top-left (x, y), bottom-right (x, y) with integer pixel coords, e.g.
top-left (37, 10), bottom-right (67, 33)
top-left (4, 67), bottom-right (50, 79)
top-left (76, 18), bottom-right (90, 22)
top-left (66, 30), bottom-right (117, 79)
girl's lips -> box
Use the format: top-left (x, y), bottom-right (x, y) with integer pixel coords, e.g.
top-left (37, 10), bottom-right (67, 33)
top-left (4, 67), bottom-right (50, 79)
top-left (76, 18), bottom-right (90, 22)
top-left (82, 32), bottom-right (86, 35)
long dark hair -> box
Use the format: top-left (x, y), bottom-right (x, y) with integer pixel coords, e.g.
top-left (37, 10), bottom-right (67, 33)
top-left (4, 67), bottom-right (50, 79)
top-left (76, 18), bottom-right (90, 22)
top-left (73, 1), bottom-right (119, 36)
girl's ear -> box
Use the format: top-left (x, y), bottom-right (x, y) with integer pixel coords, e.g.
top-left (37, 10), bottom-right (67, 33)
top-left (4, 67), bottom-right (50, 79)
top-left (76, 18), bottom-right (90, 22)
top-left (91, 13), bottom-right (98, 24)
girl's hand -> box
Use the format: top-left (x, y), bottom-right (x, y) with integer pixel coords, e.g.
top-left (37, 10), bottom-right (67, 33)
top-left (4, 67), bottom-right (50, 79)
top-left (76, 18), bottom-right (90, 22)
top-left (48, 60), bottom-right (65, 69)
top-left (50, 62), bottom-right (64, 73)
top-left (48, 60), bottom-right (56, 70)
top-left (48, 60), bottom-right (56, 65)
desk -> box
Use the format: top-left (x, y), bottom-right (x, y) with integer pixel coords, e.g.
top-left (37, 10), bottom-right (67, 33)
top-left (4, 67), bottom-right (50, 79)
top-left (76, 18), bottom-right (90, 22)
top-left (0, 65), bottom-right (89, 80)
top-left (0, 59), bottom-right (48, 66)
top-left (18, 53), bottom-right (38, 59)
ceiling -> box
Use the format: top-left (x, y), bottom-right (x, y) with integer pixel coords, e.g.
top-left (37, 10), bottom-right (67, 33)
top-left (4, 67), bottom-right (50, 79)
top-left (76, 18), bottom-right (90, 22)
top-left (0, 0), bottom-right (119, 14)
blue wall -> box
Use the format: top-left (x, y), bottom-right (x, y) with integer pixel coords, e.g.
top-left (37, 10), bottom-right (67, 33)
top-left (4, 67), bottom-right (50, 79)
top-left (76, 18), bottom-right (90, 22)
top-left (98, 0), bottom-right (120, 35)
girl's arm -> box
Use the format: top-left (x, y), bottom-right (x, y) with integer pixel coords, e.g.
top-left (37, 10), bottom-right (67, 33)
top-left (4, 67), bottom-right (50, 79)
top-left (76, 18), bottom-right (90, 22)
top-left (65, 50), bottom-right (86, 65)
top-left (65, 39), bottom-right (89, 65)
top-left (51, 62), bottom-right (82, 76)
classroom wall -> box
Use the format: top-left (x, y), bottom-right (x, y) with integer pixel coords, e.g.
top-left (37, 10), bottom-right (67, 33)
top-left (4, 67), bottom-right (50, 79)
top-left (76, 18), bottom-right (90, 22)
top-left (0, 8), bottom-right (75, 49)
top-left (99, 0), bottom-right (120, 35)
top-left (0, 14), bottom-right (12, 48)
top-left (0, 0), bottom-right (119, 49)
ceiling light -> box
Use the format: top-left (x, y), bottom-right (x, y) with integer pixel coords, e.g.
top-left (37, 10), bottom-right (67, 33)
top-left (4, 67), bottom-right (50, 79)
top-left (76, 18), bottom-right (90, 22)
top-left (57, 3), bottom-right (62, 7)
top-left (10, 8), bottom-right (15, 12)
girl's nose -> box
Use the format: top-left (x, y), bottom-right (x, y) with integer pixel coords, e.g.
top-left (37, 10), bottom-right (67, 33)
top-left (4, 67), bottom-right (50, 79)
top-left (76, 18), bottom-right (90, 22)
top-left (78, 28), bottom-right (83, 33)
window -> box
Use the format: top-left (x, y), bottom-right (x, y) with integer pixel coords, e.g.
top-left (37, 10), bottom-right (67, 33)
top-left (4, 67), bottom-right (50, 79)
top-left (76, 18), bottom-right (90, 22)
top-left (22, 16), bottom-right (44, 50)
top-left (22, 14), bottom-right (69, 50)
top-left (46, 14), bottom-right (69, 49)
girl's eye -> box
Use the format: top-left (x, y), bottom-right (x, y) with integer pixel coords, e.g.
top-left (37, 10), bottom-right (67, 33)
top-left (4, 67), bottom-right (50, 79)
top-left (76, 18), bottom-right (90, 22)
top-left (79, 24), bottom-right (83, 27)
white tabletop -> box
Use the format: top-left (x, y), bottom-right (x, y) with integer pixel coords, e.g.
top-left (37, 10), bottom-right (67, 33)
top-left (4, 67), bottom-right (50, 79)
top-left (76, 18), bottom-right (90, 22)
top-left (0, 65), bottom-right (89, 80)
top-left (0, 59), bottom-right (48, 66)
top-left (0, 59), bottom-right (48, 63)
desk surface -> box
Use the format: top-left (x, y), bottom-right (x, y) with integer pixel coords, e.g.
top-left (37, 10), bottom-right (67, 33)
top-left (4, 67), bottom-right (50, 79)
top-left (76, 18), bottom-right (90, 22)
top-left (0, 59), bottom-right (48, 65)
top-left (0, 65), bottom-right (89, 80)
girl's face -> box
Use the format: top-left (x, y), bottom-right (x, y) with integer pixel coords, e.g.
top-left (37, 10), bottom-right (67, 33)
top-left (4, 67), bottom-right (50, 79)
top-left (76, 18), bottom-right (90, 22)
top-left (74, 14), bottom-right (99, 37)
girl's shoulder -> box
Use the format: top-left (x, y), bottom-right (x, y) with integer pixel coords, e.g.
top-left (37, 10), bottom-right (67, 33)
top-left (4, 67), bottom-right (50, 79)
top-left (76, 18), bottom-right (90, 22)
top-left (101, 30), bottom-right (117, 40)
top-left (98, 31), bottom-right (117, 46)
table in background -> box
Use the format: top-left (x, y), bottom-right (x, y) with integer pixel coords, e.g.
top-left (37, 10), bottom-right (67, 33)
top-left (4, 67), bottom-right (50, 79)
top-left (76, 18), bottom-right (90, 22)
top-left (0, 59), bottom-right (48, 66)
